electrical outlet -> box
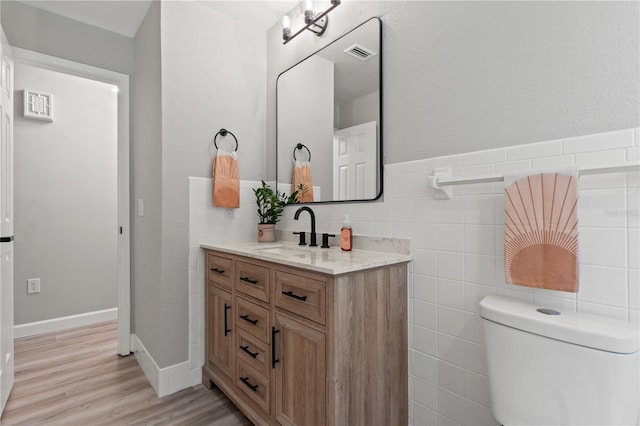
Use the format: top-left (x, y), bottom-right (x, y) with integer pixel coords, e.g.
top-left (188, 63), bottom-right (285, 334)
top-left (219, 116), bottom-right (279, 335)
top-left (27, 278), bottom-right (40, 294)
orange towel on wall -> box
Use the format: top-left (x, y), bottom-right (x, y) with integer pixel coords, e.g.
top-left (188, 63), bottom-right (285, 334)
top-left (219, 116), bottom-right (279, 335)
top-left (212, 150), bottom-right (240, 208)
top-left (504, 171), bottom-right (579, 292)
top-left (292, 160), bottom-right (314, 203)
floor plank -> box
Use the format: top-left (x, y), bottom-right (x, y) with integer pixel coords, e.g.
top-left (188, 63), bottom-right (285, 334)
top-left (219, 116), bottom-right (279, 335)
top-left (1, 321), bottom-right (251, 426)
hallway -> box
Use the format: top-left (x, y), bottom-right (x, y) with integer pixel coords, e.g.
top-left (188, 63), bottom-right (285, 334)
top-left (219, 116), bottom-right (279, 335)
top-left (1, 321), bottom-right (250, 425)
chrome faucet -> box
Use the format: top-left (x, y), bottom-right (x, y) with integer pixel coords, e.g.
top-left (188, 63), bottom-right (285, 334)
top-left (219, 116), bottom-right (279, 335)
top-left (294, 206), bottom-right (317, 247)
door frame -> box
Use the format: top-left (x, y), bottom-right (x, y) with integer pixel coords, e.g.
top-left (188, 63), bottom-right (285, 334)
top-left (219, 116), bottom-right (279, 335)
top-left (12, 48), bottom-right (131, 355)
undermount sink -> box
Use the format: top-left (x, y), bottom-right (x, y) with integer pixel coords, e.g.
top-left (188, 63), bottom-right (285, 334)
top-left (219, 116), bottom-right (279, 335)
top-left (251, 243), bottom-right (318, 256)
top-left (254, 247), bottom-right (288, 255)
top-left (251, 243), bottom-right (284, 251)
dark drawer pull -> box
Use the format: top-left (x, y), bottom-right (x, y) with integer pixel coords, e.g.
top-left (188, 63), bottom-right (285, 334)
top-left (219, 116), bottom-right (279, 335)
top-left (272, 327), bottom-right (280, 368)
top-left (240, 376), bottom-right (259, 392)
top-left (240, 345), bottom-right (258, 358)
top-left (240, 276), bottom-right (259, 285)
top-left (282, 290), bottom-right (307, 302)
top-left (210, 267), bottom-right (225, 274)
top-left (224, 304), bottom-right (231, 336)
top-left (240, 314), bottom-right (258, 325)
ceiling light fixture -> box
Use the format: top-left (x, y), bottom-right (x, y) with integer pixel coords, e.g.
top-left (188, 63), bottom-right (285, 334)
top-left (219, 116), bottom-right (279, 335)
top-left (281, 0), bottom-right (341, 44)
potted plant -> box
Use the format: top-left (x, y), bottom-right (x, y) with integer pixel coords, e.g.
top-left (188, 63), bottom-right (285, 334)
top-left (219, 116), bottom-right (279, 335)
top-left (253, 181), bottom-right (299, 242)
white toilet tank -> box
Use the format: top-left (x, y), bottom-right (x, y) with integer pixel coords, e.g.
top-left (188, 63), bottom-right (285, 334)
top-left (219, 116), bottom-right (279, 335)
top-left (480, 295), bottom-right (639, 426)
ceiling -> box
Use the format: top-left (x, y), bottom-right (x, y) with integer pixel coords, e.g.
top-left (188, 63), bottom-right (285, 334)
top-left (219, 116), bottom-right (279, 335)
top-left (200, 1), bottom-right (298, 31)
top-left (16, 0), bottom-right (296, 38)
top-left (16, 1), bottom-right (153, 38)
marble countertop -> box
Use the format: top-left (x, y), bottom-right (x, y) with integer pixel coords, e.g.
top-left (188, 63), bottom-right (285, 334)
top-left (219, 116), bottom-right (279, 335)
top-left (201, 241), bottom-right (412, 275)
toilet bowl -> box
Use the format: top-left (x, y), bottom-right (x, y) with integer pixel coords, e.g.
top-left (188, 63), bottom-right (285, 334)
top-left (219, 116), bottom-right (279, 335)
top-left (480, 295), bottom-right (639, 425)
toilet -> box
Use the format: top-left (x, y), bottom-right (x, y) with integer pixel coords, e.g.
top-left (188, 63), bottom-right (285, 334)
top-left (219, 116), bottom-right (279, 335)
top-left (480, 295), bottom-right (639, 425)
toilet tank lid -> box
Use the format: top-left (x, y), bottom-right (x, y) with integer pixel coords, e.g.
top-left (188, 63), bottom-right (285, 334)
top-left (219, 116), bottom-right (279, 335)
top-left (479, 296), bottom-right (639, 354)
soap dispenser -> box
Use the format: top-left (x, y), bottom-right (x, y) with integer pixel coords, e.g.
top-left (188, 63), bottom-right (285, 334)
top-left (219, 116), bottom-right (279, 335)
top-left (340, 214), bottom-right (352, 251)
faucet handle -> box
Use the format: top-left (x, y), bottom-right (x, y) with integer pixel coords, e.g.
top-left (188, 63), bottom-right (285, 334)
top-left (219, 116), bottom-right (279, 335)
top-left (321, 233), bottom-right (336, 249)
top-left (293, 231), bottom-right (306, 246)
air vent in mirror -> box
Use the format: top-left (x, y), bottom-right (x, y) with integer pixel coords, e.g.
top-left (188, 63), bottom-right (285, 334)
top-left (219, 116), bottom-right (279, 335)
top-left (343, 44), bottom-right (377, 61)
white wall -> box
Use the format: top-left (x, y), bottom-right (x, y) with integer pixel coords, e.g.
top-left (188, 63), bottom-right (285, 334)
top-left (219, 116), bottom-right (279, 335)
top-left (13, 63), bottom-right (118, 325)
top-left (132, 0), bottom-right (163, 364)
top-left (277, 127), bottom-right (640, 426)
top-left (1, 1), bottom-right (134, 76)
top-left (277, 55), bottom-right (333, 197)
top-left (130, 1), bottom-right (268, 369)
top-left (266, 1), bottom-right (639, 180)
top-left (337, 90), bottom-right (379, 130)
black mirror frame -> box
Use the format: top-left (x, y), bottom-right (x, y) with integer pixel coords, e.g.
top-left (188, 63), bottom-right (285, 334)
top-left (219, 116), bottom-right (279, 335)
top-left (276, 17), bottom-right (383, 205)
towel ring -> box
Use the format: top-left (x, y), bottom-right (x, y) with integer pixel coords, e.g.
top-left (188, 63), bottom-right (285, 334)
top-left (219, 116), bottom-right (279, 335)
top-left (293, 143), bottom-right (311, 161)
top-left (214, 128), bottom-right (238, 152)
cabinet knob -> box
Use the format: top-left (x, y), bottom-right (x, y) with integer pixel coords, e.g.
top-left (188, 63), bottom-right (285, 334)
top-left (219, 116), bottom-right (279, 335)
top-left (239, 314), bottom-right (258, 325)
top-left (240, 345), bottom-right (258, 358)
top-left (282, 290), bottom-right (308, 302)
top-left (271, 327), bottom-right (280, 368)
top-left (223, 304), bottom-right (231, 336)
top-left (240, 376), bottom-right (259, 392)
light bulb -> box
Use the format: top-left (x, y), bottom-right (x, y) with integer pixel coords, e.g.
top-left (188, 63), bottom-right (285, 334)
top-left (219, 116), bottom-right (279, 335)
top-left (281, 15), bottom-right (291, 41)
top-left (300, 0), bottom-right (314, 24)
top-left (304, 0), bottom-right (313, 12)
top-left (281, 15), bottom-right (291, 30)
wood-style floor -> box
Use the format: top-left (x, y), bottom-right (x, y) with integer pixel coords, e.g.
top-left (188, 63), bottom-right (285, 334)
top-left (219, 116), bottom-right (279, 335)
top-left (1, 321), bottom-right (251, 426)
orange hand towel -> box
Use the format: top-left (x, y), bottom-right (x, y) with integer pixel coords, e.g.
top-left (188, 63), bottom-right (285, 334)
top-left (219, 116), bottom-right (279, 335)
top-left (212, 149), bottom-right (240, 208)
top-left (292, 160), bottom-right (314, 203)
top-left (504, 171), bottom-right (579, 292)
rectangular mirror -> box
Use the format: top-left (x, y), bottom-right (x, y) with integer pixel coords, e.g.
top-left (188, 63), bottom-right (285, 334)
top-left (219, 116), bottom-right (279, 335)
top-left (276, 17), bottom-right (382, 203)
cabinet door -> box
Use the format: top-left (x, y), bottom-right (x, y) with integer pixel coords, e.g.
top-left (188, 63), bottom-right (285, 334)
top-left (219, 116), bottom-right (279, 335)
top-left (206, 284), bottom-right (234, 378)
top-left (274, 314), bottom-right (325, 426)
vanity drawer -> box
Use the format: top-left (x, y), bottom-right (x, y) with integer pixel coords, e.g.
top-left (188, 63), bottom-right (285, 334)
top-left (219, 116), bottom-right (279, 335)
top-left (207, 253), bottom-right (233, 290)
top-left (236, 297), bottom-right (270, 343)
top-left (237, 329), bottom-right (269, 378)
top-left (275, 270), bottom-right (326, 325)
top-left (236, 359), bottom-right (270, 414)
top-left (236, 260), bottom-right (271, 303)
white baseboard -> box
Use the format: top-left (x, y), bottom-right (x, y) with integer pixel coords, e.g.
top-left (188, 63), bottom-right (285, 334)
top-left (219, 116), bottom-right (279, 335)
top-left (14, 308), bottom-right (118, 338)
top-left (131, 334), bottom-right (201, 398)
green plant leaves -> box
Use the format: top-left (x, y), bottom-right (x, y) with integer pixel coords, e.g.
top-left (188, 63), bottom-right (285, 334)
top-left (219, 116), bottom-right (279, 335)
top-left (252, 181), bottom-right (299, 224)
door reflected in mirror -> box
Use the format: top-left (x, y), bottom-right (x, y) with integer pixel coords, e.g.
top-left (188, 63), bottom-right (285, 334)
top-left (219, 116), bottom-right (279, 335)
top-left (276, 17), bottom-right (382, 203)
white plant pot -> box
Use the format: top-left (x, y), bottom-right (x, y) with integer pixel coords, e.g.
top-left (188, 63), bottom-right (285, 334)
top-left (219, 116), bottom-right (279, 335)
top-left (257, 223), bottom-right (276, 242)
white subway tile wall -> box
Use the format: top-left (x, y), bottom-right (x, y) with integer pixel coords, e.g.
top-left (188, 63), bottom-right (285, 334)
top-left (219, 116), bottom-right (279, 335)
top-left (562, 129), bottom-right (635, 154)
top-left (188, 178), bottom-right (265, 380)
top-left (190, 128), bottom-right (640, 426)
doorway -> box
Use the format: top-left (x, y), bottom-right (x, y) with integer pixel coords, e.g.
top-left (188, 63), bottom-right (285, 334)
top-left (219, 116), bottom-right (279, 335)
top-left (11, 48), bottom-right (130, 356)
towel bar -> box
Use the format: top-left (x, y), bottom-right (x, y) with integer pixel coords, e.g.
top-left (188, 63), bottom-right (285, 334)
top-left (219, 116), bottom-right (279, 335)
top-left (427, 161), bottom-right (640, 199)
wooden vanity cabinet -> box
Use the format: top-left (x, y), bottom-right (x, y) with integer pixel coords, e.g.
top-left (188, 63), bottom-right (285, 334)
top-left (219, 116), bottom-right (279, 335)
top-left (206, 285), bottom-right (234, 378)
top-left (202, 249), bottom-right (408, 426)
